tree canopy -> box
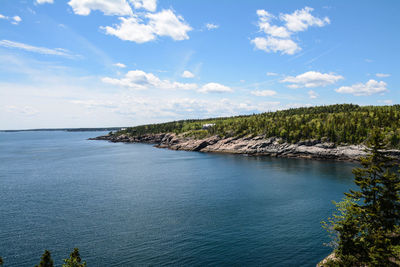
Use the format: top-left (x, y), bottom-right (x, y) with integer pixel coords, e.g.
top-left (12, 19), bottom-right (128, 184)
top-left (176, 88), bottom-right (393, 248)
top-left (116, 104), bottom-right (400, 148)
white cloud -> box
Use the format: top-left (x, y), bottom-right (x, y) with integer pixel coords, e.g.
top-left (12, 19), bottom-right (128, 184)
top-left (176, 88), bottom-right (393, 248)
top-left (102, 69), bottom-right (197, 90)
top-left (113, 62), bottom-right (126, 68)
top-left (0, 40), bottom-right (76, 58)
top-left (0, 14), bottom-right (22, 25)
top-left (376, 73), bottom-right (390, 78)
top-left (198, 82), bottom-right (233, 93)
top-left (257, 11), bottom-right (290, 38)
top-left (68, 0), bottom-right (133, 16)
top-left (251, 37), bottom-right (300, 55)
top-left (146, 10), bottom-right (192, 41)
top-left (266, 72), bottom-right (278, 76)
top-left (181, 70), bottom-right (194, 78)
top-left (251, 90), bottom-right (277, 97)
top-left (251, 7), bottom-right (329, 55)
top-left (308, 90), bottom-right (318, 99)
top-left (36, 0), bottom-right (54, 4)
top-left (335, 80), bottom-right (387, 96)
top-left (11, 16), bottom-right (22, 25)
top-left (130, 0), bottom-right (157, 12)
top-left (280, 7), bottom-right (330, 32)
top-left (103, 9), bottom-right (191, 43)
top-left (205, 23), bottom-right (219, 30)
top-left (282, 71), bottom-right (343, 88)
top-left (103, 17), bottom-right (155, 43)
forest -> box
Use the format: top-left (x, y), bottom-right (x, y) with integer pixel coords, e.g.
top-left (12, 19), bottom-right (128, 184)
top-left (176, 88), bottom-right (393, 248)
top-left (117, 104), bottom-right (400, 148)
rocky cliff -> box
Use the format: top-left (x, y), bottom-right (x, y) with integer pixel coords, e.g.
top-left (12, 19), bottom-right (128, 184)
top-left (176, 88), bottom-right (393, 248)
top-left (90, 133), bottom-right (400, 161)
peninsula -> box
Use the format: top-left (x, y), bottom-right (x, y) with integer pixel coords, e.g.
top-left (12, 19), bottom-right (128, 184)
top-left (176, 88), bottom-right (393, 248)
top-left (91, 104), bottom-right (400, 161)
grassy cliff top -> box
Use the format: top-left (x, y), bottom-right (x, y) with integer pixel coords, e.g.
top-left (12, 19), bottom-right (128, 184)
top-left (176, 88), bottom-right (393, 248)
top-left (114, 104), bottom-right (400, 148)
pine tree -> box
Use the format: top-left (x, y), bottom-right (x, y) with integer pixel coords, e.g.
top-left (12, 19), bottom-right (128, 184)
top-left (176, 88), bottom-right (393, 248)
top-left (323, 128), bottom-right (400, 266)
top-left (35, 250), bottom-right (54, 267)
top-left (62, 248), bottom-right (86, 267)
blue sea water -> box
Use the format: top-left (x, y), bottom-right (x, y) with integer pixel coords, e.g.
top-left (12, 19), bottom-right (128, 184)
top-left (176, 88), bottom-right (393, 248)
top-left (0, 131), bottom-right (356, 266)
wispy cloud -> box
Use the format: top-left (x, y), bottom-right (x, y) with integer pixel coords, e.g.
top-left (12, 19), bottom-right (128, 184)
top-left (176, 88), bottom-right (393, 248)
top-left (376, 73), bottom-right (390, 78)
top-left (251, 90), bottom-right (277, 97)
top-left (205, 23), bottom-right (219, 30)
top-left (0, 40), bottom-right (78, 58)
top-left (0, 14), bottom-right (22, 25)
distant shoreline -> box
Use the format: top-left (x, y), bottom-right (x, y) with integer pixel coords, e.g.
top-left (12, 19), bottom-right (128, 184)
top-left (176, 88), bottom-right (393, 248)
top-left (90, 133), bottom-right (400, 162)
top-left (0, 127), bottom-right (126, 133)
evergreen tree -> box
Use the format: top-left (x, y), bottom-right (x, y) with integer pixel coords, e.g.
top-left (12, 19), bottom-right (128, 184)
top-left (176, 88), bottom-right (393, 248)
top-left (323, 128), bottom-right (400, 266)
top-left (0, 257), bottom-right (3, 266)
top-left (35, 250), bottom-right (54, 267)
top-left (62, 248), bottom-right (86, 267)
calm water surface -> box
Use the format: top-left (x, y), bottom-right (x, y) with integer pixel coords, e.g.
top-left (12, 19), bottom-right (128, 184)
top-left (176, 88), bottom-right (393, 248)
top-left (0, 131), bottom-right (356, 266)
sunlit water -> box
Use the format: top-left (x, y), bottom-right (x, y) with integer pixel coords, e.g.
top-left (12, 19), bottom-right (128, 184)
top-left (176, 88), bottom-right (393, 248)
top-left (0, 131), bottom-right (356, 266)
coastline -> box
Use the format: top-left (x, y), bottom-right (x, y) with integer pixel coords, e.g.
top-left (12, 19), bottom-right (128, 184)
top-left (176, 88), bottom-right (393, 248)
top-left (90, 133), bottom-right (400, 162)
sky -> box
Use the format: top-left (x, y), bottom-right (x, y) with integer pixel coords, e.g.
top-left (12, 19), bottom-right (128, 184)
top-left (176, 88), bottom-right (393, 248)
top-left (0, 0), bottom-right (399, 130)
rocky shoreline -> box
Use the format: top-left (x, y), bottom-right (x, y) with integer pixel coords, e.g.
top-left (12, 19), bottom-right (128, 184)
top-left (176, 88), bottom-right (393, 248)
top-left (90, 133), bottom-right (400, 161)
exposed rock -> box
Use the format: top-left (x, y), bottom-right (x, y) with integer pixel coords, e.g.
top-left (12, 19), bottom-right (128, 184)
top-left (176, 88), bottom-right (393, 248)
top-left (90, 133), bottom-right (400, 162)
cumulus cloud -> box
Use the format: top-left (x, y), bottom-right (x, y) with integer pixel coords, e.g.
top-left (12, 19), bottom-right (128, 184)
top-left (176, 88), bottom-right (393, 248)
top-left (68, 0), bottom-right (133, 16)
top-left (146, 10), bottom-right (191, 40)
top-left (181, 70), bottom-right (194, 78)
top-left (102, 70), bottom-right (197, 90)
top-left (251, 90), bottom-right (277, 97)
top-left (251, 7), bottom-right (329, 55)
top-left (335, 80), bottom-right (387, 96)
top-left (0, 40), bottom-right (76, 57)
top-left (36, 0), bottom-right (54, 4)
top-left (68, 0), bottom-right (191, 43)
top-left (130, 0), bottom-right (157, 12)
top-left (251, 36), bottom-right (299, 55)
top-left (205, 23), bottom-right (219, 30)
top-left (113, 62), bottom-right (126, 68)
top-left (282, 71), bottom-right (343, 88)
top-left (103, 10), bottom-right (191, 43)
top-left (308, 90), bottom-right (318, 99)
top-left (103, 16), bottom-right (155, 43)
top-left (198, 83), bottom-right (233, 93)
top-left (376, 73), bottom-right (390, 78)
top-left (280, 6), bottom-right (330, 32)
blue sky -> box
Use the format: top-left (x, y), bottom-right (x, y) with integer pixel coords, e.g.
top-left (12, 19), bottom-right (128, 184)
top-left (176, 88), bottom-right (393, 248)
top-left (0, 0), bottom-right (398, 130)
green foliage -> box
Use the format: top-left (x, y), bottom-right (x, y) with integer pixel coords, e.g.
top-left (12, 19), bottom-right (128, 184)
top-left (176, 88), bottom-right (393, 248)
top-left (323, 128), bottom-right (400, 266)
top-left (35, 250), bottom-right (54, 267)
top-left (0, 257), bottom-right (3, 266)
top-left (119, 104), bottom-right (400, 147)
top-left (62, 248), bottom-right (86, 267)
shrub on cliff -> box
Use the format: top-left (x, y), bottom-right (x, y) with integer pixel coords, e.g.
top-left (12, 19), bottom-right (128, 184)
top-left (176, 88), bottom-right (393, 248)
top-left (35, 250), bottom-right (54, 267)
top-left (62, 248), bottom-right (86, 267)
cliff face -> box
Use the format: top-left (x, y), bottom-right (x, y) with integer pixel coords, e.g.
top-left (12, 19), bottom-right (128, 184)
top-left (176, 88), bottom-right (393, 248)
top-left (90, 133), bottom-right (400, 161)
